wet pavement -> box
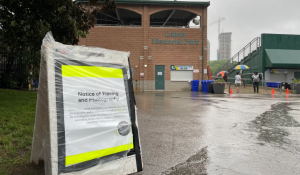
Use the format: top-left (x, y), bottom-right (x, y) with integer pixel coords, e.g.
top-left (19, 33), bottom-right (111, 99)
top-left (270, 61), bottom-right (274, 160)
top-left (135, 92), bottom-right (300, 175)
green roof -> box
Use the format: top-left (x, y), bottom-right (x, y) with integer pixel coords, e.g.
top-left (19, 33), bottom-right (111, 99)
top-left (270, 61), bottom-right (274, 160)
top-left (265, 49), bottom-right (300, 67)
top-left (77, 0), bottom-right (210, 6)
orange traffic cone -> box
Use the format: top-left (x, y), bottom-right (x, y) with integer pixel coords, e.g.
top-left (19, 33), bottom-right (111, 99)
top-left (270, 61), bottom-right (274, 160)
top-left (271, 88), bottom-right (275, 94)
top-left (230, 88), bottom-right (233, 94)
top-left (286, 88), bottom-right (289, 94)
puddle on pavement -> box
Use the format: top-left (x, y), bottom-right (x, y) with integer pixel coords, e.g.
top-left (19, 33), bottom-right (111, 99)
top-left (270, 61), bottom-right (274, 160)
top-left (162, 147), bottom-right (208, 175)
top-left (251, 102), bottom-right (300, 145)
top-left (155, 93), bottom-right (165, 97)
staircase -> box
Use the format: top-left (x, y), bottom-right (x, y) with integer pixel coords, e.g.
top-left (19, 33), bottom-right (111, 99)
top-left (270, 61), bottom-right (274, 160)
top-left (212, 37), bottom-right (261, 76)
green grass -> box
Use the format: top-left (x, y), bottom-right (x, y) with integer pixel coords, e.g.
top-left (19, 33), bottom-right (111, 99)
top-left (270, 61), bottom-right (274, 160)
top-left (0, 89), bottom-right (44, 175)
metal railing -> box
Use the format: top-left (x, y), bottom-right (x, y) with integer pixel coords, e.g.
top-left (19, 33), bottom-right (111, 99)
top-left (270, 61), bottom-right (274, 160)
top-left (95, 24), bottom-right (142, 27)
top-left (0, 51), bottom-right (31, 89)
top-left (212, 76), bottom-right (266, 93)
top-left (212, 37), bottom-right (261, 75)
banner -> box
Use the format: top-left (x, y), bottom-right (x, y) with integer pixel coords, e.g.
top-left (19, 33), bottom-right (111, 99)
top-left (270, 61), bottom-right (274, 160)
top-left (271, 69), bottom-right (287, 74)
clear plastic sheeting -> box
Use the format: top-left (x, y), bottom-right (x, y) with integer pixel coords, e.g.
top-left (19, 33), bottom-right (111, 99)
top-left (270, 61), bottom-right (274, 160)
top-left (31, 32), bottom-right (142, 175)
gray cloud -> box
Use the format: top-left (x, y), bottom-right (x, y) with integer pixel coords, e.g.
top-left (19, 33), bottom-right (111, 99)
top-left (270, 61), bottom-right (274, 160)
top-left (179, 0), bottom-right (300, 60)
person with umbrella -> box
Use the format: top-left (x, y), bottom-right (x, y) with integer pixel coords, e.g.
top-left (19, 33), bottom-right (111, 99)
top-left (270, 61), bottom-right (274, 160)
top-left (234, 65), bottom-right (249, 93)
top-left (217, 71), bottom-right (229, 89)
top-left (235, 72), bottom-right (242, 93)
top-left (223, 74), bottom-right (228, 89)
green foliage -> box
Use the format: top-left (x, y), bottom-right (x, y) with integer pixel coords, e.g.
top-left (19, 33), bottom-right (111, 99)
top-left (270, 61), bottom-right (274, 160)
top-left (0, 89), bottom-right (39, 174)
top-left (0, 0), bottom-right (115, 88)
top-left (208, 60), bottom-right (238, 75)
top-left (207, 60), bottom-right (227, 74)
top-left (214, 78), bottom-right (226, 84)
top-left (292, 78), bottom-right (300, 84)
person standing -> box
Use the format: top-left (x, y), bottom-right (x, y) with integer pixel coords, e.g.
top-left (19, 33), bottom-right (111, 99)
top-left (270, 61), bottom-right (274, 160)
top-left (235, 72), bottom-right (242, 93)
top-left (252, 72), bottom-right (261, 93)
top-left (223, 74), bottom-right (228, 89)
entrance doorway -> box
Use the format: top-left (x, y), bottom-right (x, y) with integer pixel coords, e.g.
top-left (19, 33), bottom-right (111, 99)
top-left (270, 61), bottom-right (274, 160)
top-left (155, 65), bottom-right (165, 90)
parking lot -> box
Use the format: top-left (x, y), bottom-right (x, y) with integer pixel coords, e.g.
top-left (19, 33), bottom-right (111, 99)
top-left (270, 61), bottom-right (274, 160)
top-left (136, 92), bottom-right (300, 175)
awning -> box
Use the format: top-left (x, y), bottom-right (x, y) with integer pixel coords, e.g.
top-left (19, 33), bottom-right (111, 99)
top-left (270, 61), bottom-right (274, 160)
top-left (265, 49), bottom-right (300, 67)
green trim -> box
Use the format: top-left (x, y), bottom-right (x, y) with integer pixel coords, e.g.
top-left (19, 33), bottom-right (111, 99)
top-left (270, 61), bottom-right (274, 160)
top-left (77, 0), bottom-right (210, 6)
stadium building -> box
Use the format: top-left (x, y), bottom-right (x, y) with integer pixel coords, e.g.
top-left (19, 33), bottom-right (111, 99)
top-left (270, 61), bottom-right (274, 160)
top-left (78, 0), bottom-right (210, 91)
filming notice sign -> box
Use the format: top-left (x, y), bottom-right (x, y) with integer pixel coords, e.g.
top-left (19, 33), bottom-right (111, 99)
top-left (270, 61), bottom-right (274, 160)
top-left (59, 65), bottom-right (133, 167)
top-left (31, 32), bottom-right (142, 175)
top-left (171, 65), bottom-right (193, 71)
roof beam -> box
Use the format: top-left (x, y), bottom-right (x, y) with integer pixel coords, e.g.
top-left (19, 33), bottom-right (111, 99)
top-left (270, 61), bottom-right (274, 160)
top-left (77, 0), bottom-right (210, 6)
top-left (162, 10), bottom-right (175, 27)
top-left (98, 12), bottom-right (120, 21)
top-left (116, 8), bottom-right (124, 25)
top-left (97, 19), bottom-right (120, 23)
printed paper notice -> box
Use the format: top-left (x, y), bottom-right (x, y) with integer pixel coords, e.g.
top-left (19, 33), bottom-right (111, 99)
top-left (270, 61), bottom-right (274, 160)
top-left (61, 66), bottom-right (132, 166)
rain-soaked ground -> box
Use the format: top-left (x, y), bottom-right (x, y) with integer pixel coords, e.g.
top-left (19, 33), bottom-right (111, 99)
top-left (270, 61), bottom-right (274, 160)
top-left (135, 92), bottom-right (300, 175)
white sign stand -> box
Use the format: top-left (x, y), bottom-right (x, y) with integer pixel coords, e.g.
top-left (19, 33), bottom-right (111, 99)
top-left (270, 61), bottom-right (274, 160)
top-left (31, 33), bottom-right (143, 175)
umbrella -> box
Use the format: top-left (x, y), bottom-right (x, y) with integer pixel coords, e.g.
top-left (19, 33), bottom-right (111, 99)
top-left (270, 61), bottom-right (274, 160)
top-left (234, 65), bottom-right (249, 70)
top-left (217, 71), bottom-right (229, 77)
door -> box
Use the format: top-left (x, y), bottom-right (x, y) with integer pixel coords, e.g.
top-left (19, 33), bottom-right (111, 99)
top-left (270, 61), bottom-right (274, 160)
top-left (295, 72), bottom-right (300, 79)
top-left (155, 65), bottom-right (165, 90)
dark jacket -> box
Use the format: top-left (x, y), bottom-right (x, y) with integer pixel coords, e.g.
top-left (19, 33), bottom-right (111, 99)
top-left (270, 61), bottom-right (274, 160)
top-left (223, 75), bottom-right (228, 82)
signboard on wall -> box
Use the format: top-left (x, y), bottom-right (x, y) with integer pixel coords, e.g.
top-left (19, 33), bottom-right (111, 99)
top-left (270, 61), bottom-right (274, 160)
top-left (151, 31), bottom-right (199, 45)
top-left (193, 69), bottom-right (199, 73)
top-left (171, 65), bottom-right (193, 71)
top-left (271, 69), bottom-right (287, 74)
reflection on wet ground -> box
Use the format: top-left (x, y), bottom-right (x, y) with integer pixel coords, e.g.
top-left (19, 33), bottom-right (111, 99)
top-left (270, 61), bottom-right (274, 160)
top-left (135, 92), bottom-right (300, 175)
top-left (251, 102), bottom-right (300, 145)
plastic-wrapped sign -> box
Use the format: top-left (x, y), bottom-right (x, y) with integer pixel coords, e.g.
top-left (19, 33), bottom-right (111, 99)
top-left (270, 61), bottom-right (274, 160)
top-left (31, 32), bottom-right (142, 175)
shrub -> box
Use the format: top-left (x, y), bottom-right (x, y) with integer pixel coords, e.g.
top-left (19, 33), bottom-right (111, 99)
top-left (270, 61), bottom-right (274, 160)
top-left (214, 78), bottom-right (226, 84)
top-left (292, 78), bottom-right (300, 84)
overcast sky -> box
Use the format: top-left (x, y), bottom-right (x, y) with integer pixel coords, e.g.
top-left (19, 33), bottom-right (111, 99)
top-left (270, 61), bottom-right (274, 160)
top-left (177, 0), bottom-right (300, 60)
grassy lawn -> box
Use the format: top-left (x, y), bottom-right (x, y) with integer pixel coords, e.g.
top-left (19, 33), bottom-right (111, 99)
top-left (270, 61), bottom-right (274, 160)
top-left (0, 89), bottom-right (44, 175)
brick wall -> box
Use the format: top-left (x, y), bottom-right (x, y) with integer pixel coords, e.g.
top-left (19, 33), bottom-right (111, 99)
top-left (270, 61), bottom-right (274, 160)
top-left (78, 3), bottom-right (208, 91)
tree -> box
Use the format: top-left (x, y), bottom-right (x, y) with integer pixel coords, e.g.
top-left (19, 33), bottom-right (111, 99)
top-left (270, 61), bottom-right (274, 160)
top-left (208, 60), bottom-right (227, 74)
top-left (0, 0), bottom-right (115, 88)
top-left (208, 60), bottom-right (238, 75)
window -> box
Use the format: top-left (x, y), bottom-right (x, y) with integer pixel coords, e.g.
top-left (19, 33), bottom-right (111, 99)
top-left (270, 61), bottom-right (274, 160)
top-left (150, 10), bottom-right (200, 28)
top-left (96, 8), bottom-right (141, 27)
top-left (171, 71), bottom-right (193, 81)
